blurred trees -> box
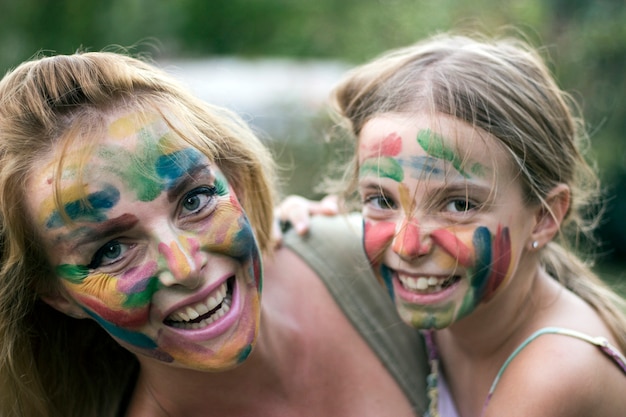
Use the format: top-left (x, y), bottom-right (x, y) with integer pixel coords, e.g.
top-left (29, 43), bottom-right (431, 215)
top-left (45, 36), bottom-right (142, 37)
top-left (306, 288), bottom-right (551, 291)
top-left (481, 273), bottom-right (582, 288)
top-left (0, 0), bottom-right (624, 265)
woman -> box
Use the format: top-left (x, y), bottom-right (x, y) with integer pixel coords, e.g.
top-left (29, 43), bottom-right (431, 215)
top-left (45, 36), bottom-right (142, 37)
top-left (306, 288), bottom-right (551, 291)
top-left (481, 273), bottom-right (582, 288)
top-left (280, 32), bottom-right (626, 416)
top-left (0, 51), bottom-right (428, 416)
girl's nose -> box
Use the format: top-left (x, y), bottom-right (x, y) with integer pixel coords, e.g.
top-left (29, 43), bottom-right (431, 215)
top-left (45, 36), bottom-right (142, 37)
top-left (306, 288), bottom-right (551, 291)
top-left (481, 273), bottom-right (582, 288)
top-left (392, 218), bottom-right (431, 260)
top-left (158, 236), bottom-right (205, 288)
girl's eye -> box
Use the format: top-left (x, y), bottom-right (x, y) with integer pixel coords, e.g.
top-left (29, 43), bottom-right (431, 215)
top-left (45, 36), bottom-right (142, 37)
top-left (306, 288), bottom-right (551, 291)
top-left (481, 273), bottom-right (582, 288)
top-left (181, 186), bottom-right (217, 216)
top-left (89, 240), bottom-right (128, 269)
top-left (364, 194), bottom-right (397, 210)
top-left (445, 198), bottom-right (477, 213)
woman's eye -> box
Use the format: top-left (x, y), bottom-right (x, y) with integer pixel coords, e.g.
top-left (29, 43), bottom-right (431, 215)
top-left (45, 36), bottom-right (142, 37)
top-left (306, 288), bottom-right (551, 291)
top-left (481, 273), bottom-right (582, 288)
top-left (181, 186), bottom-right (217, 216)
top-left (89, 240), bottom-right (128, 269)
top-left (445, 198), bottom-right (477, 213)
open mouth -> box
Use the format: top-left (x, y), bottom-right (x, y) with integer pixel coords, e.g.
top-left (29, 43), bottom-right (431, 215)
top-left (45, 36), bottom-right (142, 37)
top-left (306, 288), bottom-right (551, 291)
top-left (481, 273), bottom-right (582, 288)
top-left (398, 275), bottom-right (461, 294)
top-left (164, 277), bottom-right (235, 330)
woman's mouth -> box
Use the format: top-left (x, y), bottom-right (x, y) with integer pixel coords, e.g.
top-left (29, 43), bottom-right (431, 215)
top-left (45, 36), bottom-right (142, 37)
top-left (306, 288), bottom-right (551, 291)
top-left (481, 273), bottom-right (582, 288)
top-left (164, 277), bottom-right (235, 330)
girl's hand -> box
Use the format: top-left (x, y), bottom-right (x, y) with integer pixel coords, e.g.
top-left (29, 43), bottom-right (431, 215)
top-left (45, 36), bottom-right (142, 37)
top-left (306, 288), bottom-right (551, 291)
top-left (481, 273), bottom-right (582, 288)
top-left (273, 195), bottom-right (339, 244)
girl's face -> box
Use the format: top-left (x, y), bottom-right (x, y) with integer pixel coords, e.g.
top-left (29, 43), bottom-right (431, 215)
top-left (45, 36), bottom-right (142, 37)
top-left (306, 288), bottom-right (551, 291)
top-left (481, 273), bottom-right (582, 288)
top-left (358, 113), bottom-right (536, 329)
top-left (26, 112), bottom-right (262, 371)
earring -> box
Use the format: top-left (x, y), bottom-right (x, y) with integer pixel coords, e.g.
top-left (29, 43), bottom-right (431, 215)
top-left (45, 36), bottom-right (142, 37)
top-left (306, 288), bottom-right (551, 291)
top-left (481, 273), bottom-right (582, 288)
top-left (532, 241), bottom-right (539, 249)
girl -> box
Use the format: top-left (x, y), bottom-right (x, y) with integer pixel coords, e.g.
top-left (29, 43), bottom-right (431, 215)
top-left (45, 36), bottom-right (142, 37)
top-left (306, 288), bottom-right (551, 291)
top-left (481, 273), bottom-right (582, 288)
top-left (281, 32), bottom-right (626, 416)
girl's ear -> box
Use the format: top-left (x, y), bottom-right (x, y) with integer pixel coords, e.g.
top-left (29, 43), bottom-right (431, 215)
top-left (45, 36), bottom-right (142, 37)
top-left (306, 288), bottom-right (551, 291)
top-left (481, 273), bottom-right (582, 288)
top-left (40, 288), bottom-right (90, 319)
top-left (530, 183), bottom-right (570, 249)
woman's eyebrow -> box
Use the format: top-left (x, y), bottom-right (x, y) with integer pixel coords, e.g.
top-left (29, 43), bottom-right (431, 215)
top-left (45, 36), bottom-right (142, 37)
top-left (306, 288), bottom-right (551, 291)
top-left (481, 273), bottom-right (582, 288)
top-left (69, 213), bottom-right (139, 251)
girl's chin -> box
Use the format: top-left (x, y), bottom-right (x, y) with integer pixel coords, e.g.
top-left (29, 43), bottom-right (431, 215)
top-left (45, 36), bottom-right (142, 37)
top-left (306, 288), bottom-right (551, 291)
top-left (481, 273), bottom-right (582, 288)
top-left (396, 304), bottom-right (456, 330)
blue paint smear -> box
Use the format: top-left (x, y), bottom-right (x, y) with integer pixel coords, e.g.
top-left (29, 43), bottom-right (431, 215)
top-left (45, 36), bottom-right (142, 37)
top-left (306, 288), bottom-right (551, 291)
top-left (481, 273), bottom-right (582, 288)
top-left (471, 226), bottom-right (492, 297)
top-left (46, 184), bottom-right (120, 228)
top-left (380, 264), bottom-right (395, 302)
top-left (86, 309), bottom-right (157, 349)
top-left (155, 148), bottom-right (204, 190)
top-left (401, 155), bottom-right (447, 178)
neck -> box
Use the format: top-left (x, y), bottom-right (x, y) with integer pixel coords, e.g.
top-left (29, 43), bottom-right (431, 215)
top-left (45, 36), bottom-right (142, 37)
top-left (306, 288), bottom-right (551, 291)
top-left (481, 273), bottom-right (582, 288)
top-left (436, 263), bottom-right (559, 360)
top-left (129, 303), bottom-right (305, 416)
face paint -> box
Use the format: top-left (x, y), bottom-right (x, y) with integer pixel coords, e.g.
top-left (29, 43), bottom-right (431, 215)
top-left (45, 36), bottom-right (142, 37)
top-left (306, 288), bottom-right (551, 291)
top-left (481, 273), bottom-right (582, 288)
top-left (358, 114), bottom-right (532, 330)
top-left (28, 113), bottom-right (263, 370)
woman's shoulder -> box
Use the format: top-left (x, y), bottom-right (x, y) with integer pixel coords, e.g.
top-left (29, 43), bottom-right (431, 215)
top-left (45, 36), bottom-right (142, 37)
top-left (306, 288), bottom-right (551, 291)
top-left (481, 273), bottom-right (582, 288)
top-left (484, 326), bottom-right (626, 417)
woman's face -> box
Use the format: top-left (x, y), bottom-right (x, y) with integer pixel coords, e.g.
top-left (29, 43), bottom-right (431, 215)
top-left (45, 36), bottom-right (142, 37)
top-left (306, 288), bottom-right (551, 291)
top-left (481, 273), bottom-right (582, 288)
top-left (357, 113), bottom-right (536, 329)
top-left (26, 111), bottom-right (262, 371)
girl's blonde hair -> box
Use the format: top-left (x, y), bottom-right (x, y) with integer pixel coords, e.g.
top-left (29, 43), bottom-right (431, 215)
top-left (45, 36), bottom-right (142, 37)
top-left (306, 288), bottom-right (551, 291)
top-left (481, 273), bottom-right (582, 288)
top-left (331, 32), bottom-right (626, 351)
top-left (0, 51), bottom-right (276, 416)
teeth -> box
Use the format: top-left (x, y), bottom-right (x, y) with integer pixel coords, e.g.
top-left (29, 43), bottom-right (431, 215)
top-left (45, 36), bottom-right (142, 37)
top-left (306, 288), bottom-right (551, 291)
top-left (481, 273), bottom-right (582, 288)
top-left (170, 298), bottom-right (232, 330)
top-left (167, 282), bottom-right (229, 324)
top-left (399, 275), bottom-right (451, 292)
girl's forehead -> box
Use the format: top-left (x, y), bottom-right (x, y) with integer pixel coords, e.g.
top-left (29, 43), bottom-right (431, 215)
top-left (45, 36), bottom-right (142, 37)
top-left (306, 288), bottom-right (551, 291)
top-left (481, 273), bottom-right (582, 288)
top-left (358, 113), bottom-right (507, 174)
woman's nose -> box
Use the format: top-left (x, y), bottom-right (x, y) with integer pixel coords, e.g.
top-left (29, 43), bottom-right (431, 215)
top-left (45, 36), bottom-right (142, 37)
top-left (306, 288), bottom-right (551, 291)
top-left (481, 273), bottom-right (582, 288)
top-left (392, 218), bottom-right (431, 259)
top-left (157, 235), bottom-right (205, 288)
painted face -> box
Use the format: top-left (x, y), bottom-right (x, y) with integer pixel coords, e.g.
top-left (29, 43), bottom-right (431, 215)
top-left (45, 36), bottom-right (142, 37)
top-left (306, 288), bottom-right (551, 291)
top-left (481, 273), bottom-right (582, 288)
top-left (358, 113), bottom-right (536, 329)
top-left (26, 112), bottom-right (263, 371)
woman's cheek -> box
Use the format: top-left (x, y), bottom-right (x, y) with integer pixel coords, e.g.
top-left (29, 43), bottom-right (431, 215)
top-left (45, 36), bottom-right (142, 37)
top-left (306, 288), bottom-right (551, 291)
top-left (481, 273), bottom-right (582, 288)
top-left (195, 198), bottom-right (257, 258)
top-left (59, 262), bottom-right (159, 328)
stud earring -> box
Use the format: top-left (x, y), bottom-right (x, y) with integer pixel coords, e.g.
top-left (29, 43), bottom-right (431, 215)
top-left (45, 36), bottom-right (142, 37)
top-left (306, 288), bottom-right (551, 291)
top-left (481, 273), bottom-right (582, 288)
top-left (532, 241), bottom-right (539, 249)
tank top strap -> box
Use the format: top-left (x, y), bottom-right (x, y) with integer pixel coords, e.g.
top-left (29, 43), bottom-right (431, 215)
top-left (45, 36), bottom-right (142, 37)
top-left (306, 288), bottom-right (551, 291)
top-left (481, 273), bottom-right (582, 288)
top-left (482, 326), bottom-right (626, 415)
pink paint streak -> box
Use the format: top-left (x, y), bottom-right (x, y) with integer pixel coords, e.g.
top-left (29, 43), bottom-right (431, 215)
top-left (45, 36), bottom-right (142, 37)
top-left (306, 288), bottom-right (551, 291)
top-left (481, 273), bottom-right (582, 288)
top-left (392, 219), bottom-right (429, 257)
top-left (118, 262), bottom-right (159, 293)
top-left (363, 220), bottom-right (396, 264)
top-left (430, 229), bottom-right (473, 267)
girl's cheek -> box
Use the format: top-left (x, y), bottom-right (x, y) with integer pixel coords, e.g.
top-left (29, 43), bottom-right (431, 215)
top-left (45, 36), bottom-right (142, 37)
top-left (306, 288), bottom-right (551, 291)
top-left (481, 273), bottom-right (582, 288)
top-left (430, 228), bottom-right (474, 267)
top-left (481, 225), bottom-right (512, 302)
top-left (363, 220), bottom-right (396, 266)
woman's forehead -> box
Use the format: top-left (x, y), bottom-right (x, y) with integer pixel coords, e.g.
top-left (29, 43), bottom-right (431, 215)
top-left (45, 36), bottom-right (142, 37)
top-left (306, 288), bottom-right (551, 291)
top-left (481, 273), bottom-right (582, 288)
top-left (26, 111), bottom-right (218, 223)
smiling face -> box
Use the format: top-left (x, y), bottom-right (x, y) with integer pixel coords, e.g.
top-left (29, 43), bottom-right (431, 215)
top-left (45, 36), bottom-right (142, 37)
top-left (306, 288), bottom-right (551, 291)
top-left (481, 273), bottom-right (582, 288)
top-left (26, 111), bottom-right (263, 371)
top-left (358, 113), bottom-right (537, 329)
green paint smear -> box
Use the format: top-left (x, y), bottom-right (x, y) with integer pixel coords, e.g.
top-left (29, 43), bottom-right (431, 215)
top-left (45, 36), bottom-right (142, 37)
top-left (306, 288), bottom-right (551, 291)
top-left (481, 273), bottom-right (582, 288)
top-left (98, 130), bottom-right (171, 202)
top-left (359, 157), bottom-right (404, 182)
top-left (237, 344), bottom-right (253, 363)
top-left (123, 276), bottom-right (162, 308)
top-left (470, 162), bottom-right (486, 177)
top-left (416, 129), bottom-right (483, 179)
top-left (56, 264), bottom-right (90, 284)
top-left (214, 171), bottom-right (229, 196)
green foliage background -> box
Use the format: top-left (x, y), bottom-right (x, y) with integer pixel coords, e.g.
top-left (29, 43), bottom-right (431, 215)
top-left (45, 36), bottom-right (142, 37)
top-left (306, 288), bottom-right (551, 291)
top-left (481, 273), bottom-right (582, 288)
top-left (1, 0), bottom-right (624, 277)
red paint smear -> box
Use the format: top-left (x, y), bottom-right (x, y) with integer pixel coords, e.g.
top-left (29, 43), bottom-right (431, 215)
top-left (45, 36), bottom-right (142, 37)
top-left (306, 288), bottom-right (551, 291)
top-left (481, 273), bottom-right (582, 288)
top-left (77, 294), bottom-right (149, 328)
top-left (229, 193), bottom-right (243, 211)
top-left (363, 221), bottom-right (396, 264)
top-left (430, 229), bottom-right (473, 267)
top-left (482, 225), bottom-right (511, 302)
top-left (362, 132), bottom-right (402, 159)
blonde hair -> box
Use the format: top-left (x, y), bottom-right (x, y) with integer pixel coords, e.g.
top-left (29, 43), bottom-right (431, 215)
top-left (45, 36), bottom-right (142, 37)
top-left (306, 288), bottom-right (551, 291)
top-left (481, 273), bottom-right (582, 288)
top-left (331, 32), bottom-right (626, 351)
top-left (0, 51), bottom-right (276, 416)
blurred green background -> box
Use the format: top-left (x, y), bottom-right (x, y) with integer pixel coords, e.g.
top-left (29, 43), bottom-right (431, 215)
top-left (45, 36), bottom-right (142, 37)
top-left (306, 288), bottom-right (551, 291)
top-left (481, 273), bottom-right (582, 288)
top-left (1, 0), bottom-right (624, 286)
